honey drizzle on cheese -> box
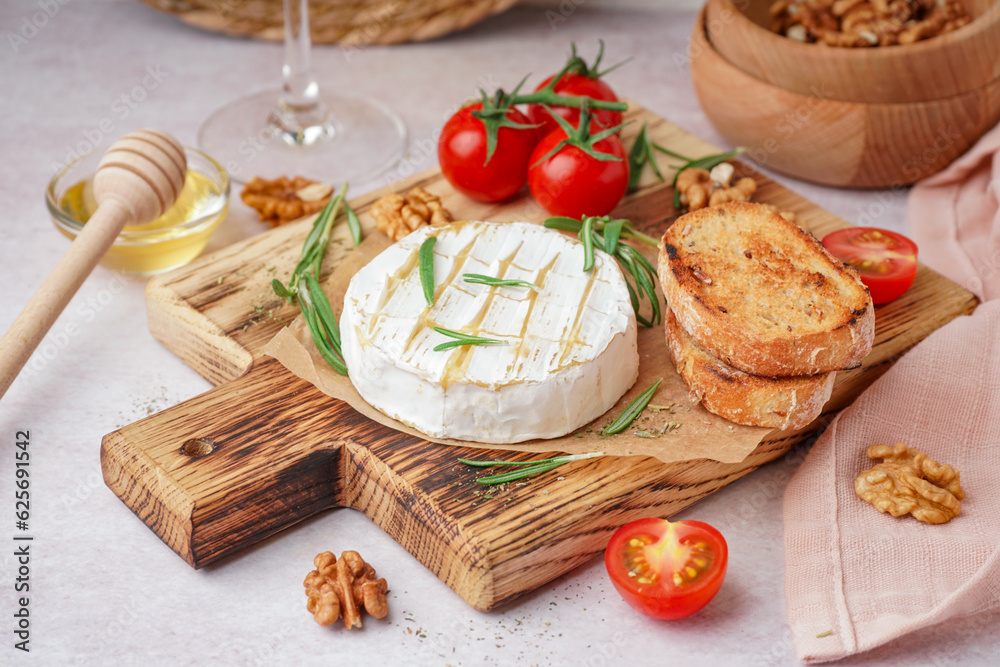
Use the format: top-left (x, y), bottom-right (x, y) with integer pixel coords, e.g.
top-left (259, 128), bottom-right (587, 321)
top-left (557, 275), bottom-right (597, 367)
top-left (357, 222), bottom-right (617, 389)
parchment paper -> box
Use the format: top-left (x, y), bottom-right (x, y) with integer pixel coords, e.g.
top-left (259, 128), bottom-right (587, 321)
top-left (262, 233), bottom-right (769, 464)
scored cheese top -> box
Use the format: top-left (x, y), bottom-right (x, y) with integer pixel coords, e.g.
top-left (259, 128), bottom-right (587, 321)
top-left (340, 220), bottom-right (639, 444)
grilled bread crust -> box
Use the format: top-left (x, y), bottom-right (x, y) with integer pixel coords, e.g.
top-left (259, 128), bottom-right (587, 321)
top-left (665, 309), bottom-right (835, 430)
top-left (657, 202), bottom-right (874, 376)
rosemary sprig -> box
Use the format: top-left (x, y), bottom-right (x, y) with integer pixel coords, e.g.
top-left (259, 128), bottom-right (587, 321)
top-left (626, 121), bottom-right (746, 204)
top-left (271, 190), bottom-right (352, 375)
top-left (544, 214), bottom-right (658, 248)
top-left (603, 378), bottom-right (662, 435)
top-left (627, 123), bottom-right (665, 192)
top-left (419, 236), bottom-right (437, 307)
top-left (462, 273), bottom-right (539, 291)
top-left (544, 215), bottom-right (661, 326)
top-left (299, 275), bottom-right (347, 375)
top-left (432, 327), bottom-right (508, 352)
top-left (458, 451), bottom-right (604, 485)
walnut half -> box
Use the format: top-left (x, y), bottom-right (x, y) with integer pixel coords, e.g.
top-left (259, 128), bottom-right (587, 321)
top-left (304, 551), bottom-right (388, 629)
top-left (855, 442), bottom-right (965, 525)
top-left (372, 187), bottom-right (453, 241)
top-left (241, 176), bottom-right (333, 228)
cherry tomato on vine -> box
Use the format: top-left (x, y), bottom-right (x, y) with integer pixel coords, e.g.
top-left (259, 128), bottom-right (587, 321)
top-left (526, 73), bottom-right (623, 139)
top-left (438, 102), bottom-right (540, 203)
top-left (605, 518), bottom-right (728, 620)
top-left (528, 126), bottom-right (629, 218)
top-left (821, 227), bottom-right (918, 305)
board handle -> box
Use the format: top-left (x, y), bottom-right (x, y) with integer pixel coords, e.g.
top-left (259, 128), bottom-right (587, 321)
top-left (100, 358), bottom-right (351, 566)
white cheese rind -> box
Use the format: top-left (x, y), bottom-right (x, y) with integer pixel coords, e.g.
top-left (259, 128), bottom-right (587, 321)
top-left (340, 221), bottom-right (639, 444)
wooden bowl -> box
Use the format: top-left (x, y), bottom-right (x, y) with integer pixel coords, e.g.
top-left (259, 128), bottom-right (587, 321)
top-left (705, 0), bottom-right (1000, 103)
top-left (690, 7), bottom-right (1000, 188)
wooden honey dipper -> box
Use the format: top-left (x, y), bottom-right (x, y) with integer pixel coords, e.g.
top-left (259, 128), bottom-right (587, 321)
top-left (0, 129), bottom-right (187, 399)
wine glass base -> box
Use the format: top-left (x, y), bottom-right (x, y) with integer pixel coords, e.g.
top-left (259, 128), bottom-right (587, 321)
top-left (198, 89), bottom-right (407, 185)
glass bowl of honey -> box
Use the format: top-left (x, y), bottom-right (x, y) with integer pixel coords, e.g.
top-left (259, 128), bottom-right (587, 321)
top-left (46, 146), bottom-right (230, 276)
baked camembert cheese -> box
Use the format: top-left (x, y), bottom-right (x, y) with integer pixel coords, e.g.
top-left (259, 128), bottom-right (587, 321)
top-left (340, 220), bottom-right (639, 443)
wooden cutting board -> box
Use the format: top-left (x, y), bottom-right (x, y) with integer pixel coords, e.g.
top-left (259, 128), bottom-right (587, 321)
top-left (101, 103), bottom-right (978, 611)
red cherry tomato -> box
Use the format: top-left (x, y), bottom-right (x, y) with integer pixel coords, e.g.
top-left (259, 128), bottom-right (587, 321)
top-left (526, 73), bottom-right (623, 138)
top-left (438, 102), bottom-right (540, 203)
top-left (605, 518), bottom-right (728, 620)
top-left (821, 227), bottom-right (919, 305)
top-left (527, 127), bottom-right (629, 218)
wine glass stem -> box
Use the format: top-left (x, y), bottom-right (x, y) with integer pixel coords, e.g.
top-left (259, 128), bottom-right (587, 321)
top-left (272, 0), bottom-right (333, 145)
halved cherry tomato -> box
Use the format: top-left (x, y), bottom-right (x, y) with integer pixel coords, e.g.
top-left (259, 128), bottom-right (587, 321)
top-left (821, 227), bottom-right (918, 305)
top-left (525, 72), bottom-right (623, 138)
top-left (605, 518), bottom-right (727, 620)
top-left (527, 127), bottom-right (628, 218)
top-left (438, 102), bottom-right (540, 203)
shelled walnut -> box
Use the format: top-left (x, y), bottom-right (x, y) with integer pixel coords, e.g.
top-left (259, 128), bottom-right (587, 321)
top-left (770, 0), bottom-right (971, 47)
top-left (676, 164), bottom-right (758, 210)
top-left (855, 442), bottom-right (965, 524)
top-left (674, 163), bottom-right (796, 221)
top-left (372, 187), bottom-right (453, 241)
top-left (241, 176), bottom-right (333, 227)
top-left (304, 551), bottom-right (388, 629)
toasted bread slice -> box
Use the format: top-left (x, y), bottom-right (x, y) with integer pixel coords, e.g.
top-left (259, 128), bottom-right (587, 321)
top-left (665, 309), bottom-right (835, 430)
top-left (658, 202), bottom-right (874, 376)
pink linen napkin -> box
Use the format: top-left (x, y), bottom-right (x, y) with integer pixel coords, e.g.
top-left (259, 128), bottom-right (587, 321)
top-left (907, 122), bottom-right (1000, 302)
top-left (783, 124), bottom-right (1000, 663)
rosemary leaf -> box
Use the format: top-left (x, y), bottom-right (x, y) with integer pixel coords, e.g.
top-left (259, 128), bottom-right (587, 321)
top-left (458, 455), bottom-right (568, 468)
top-left (581, 215), bottom-right (595, 272)
top-left (344, 200), bottom-right (363, 246)
top-left (474, 460), bottom-right (568, 485)
top-left (419, 236), bottom-right (437, 307)
top-left (271, 278), bottom-right (295, 299)
top-left (462, 273), bottom-right (539, 291)
top-left (432, 327), bottom-right (508, 352)
top-left (542, 216), bottom-right (584, 233)
top-left (603, 218), bottom-right (624, 256)
top-left (603, 378), bottom-right (662, 435)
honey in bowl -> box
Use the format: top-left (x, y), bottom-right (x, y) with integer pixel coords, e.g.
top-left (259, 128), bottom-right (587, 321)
top-left (47, 147), bottom-right (229, 276)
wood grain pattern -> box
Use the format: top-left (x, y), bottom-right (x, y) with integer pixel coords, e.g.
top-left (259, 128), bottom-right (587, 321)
top-left (706, 0), bottom-right (1000, 104)
top-left (102, 104), bottom-right (978, 611)
top-left (692, 6), bottom-right (1000, 188)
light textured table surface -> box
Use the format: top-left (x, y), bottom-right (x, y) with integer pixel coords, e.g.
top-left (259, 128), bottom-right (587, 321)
top-left (1, 1), bottom-right (997, 664)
